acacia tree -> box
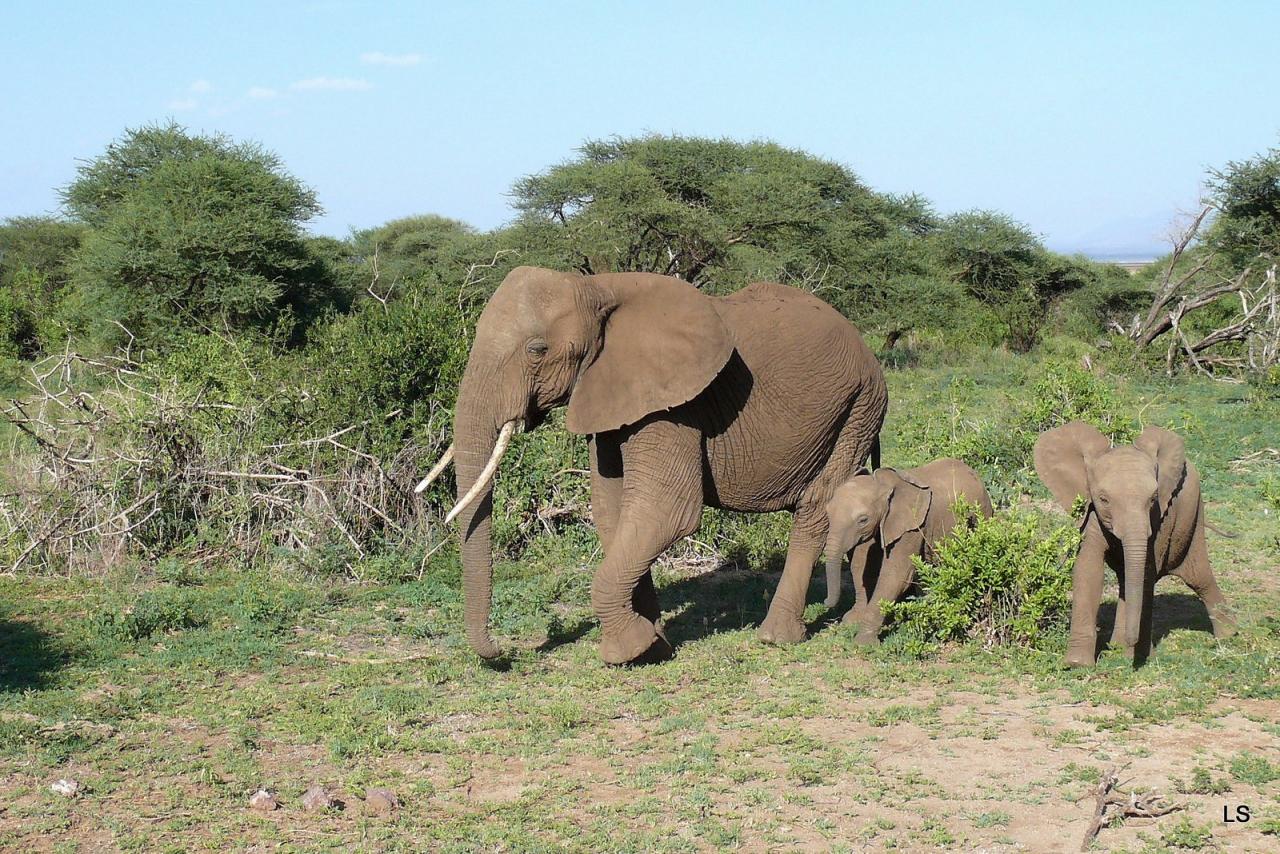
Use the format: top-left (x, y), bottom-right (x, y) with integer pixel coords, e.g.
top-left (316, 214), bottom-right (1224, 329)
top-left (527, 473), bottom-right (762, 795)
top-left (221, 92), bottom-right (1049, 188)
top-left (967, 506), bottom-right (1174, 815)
top-left (0, 217), bottom-right (86, 360)
top-left (63, 123), bottom-right (340, 348)
top-left (1206, 142), bottom-right (1280, 266)
top-left (931, 211), bottom-right (1090, 352)
top-left (509, 134), bottom-right (932, 300)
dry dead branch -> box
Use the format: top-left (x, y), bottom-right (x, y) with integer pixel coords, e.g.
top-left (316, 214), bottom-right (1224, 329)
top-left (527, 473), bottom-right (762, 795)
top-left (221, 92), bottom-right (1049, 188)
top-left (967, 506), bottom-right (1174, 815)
top-left (0, 346), bottom-right (448, 576)
top-left (1080, 767), bottom-right (1182, 851)
top-left (1129, 207), bottom-right (1279, 376)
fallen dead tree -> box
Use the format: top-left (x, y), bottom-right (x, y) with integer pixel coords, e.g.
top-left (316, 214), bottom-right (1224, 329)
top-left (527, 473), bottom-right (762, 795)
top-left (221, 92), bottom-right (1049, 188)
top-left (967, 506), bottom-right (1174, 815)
top-left (1119, 207), bottom-right (1279, 377)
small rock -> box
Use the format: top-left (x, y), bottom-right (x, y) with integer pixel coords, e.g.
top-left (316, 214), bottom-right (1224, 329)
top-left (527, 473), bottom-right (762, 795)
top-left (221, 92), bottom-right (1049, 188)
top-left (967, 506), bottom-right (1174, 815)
top-left (249, 789), bottom-right (278, 811)
top-left (301, 784), bottom-right (336, 811)
top-left (363, 787), bottom-right (398, 815)
top-left (50, 779), bottom-right (81, 798)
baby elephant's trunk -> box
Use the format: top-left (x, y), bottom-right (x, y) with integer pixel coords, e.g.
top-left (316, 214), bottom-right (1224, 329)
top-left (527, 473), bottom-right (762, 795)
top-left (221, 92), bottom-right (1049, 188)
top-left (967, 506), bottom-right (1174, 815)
top-left (823, 552), bottom-right (843, 608)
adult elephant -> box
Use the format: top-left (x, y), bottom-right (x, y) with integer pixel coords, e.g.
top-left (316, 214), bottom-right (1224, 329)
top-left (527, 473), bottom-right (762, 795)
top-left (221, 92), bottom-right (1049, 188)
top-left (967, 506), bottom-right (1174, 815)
top-left (419, 266), bottom-right (887, 664)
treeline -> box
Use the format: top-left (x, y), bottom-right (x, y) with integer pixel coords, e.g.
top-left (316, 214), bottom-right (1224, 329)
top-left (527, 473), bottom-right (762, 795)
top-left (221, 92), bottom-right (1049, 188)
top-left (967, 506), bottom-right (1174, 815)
top-left (0, 124), bottom-right (1276, 576)
top-left (2, 124), bottom-right (1153, 370)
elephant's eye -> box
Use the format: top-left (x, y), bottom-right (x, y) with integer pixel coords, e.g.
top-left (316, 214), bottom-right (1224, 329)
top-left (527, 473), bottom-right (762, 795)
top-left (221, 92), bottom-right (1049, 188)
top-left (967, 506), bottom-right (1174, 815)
top-left (856, 514), bottom-right (870, 527)
top-left (526, 339), bottom-right (549, 358)
top-left (1097, 494), bottom-right (1109, 505)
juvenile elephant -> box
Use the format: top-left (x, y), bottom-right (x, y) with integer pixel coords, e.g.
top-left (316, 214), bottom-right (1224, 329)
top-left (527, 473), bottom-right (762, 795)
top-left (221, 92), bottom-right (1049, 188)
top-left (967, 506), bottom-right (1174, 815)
top-left (1033, 421), bottom-right (1236, 667)
top-left (417, 267), bottom-right (887, 664)
top-left (822, 458), bottom-right (993, 644)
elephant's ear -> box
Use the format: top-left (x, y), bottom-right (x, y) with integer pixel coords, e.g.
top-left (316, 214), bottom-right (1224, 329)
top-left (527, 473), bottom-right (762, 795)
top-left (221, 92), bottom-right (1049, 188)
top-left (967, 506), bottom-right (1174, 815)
top-left (876, 469), bottom-right (930, 548)
top-left (1033, 421), bottom-right (1110, 516)
top-left (566, 273), bottom-right (734, 435)
top-left (1134, 426), bottom-right (1186, 518)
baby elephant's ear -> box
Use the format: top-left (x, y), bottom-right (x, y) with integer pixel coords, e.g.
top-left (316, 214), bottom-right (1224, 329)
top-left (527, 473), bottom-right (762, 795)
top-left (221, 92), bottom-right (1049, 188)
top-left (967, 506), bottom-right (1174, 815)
top-left (876, 469), bottom-right (930, 548)
top-left (1034, 421), bottom-right (1110, 516)
top-left (1134, 426), bottom-right (1187, 517)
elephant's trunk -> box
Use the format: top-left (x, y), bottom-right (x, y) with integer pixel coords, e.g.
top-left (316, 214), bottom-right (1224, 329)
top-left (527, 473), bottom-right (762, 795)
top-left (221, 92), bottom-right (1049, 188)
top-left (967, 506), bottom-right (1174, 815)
top-left (452, 364), bottom-right (509, 660)
top-left (1120, 531), bottom-right (1149, 651)
top-left (823, 525), bottom-right (848, 608)
top-left (824, 553), bottom-right (843, 609)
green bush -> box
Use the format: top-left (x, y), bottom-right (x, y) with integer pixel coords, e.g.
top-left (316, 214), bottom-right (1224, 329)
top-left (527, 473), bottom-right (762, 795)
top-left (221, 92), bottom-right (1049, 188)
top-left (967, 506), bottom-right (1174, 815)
top-left (63, 122), bottom-right (343, 350)
top-left (92, 587), bottom-right (207, 642)
top-left (882, 507), bottom-right (1078, 656)
top-left (1248, 364), bottom-right (1280, 402)
top-left (1018, 359), bottom-right (1137, 442)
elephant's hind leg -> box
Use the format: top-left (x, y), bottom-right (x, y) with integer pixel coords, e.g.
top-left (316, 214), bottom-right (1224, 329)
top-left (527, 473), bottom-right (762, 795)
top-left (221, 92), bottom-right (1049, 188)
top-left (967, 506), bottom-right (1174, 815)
top-left (1171, 518), bottom-right (1236, 640)
top-left (1109, 592), bottom-right (1128, 651)
top-left (761, 404), bottom-right (880, 645)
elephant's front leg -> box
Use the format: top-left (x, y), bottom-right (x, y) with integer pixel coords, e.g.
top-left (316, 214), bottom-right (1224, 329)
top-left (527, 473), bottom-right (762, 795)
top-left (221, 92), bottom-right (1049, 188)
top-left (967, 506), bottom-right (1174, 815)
top-left (854, 535), bottom-right (920, 645)
top-left (841, 540), bottom-right (875, 626)
top-left (1066, 520), bottom-right (1109, 668)
top-left (759, 510), bottom-right (826, 645)
top-left (591, 421), bottom-right (702, 665)
top-left (590, 435), bottom-right (660, 625)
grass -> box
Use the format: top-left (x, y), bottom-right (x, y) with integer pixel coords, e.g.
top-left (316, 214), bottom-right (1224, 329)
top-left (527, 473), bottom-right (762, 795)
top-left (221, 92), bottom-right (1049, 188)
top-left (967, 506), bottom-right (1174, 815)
top-left (1, 354), bottom-right (1278, 851)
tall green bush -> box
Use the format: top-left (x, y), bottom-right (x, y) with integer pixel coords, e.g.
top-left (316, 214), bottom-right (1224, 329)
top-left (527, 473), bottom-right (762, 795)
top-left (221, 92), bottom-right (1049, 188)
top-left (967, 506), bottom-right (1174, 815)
top-left (62, 122), bottom-right (344, 349)
top-left (883, 507), bottom-right (1078, 656)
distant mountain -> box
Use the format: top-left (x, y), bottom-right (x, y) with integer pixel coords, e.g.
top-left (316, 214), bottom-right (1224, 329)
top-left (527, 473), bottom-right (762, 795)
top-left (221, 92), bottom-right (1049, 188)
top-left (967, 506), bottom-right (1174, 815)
top-left (1046, 210), bottom-right (1183, 261)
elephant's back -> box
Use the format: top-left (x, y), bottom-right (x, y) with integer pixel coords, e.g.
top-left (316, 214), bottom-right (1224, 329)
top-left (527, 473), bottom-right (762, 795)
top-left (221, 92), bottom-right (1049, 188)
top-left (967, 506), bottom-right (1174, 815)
top-left (702, 283), bottom-right (887, 512)
top-left (714, 283), bottom-right (881, 387)
top-left (910, 458), bottom-right (994, 538)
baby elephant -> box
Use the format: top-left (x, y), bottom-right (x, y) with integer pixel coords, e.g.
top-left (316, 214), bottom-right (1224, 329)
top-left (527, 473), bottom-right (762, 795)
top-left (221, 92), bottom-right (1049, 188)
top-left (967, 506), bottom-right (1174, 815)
top-left (823, 459), bottom-right (993, 644)
top-left (1034, 421), bottom-right (1236, 667)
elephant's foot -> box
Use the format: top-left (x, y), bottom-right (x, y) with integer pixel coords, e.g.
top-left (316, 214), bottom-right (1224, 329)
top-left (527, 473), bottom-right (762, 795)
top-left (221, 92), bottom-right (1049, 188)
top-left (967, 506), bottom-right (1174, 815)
top-left (1064, 646), bottom-right (1096, 668)
top-left (599, 614), bottom-right (669, 665)
top-left (758, 612), bottom-right (807, 645)
top-left (840, 606), bottom-right (864, 626)
top-left (1208, 603), bottom-right (1238, 640)
top-left (853, 627), bottom-right (881, 646)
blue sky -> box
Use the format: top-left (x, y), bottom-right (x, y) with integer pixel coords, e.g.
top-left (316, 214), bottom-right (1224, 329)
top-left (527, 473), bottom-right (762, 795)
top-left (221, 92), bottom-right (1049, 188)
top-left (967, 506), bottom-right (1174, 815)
top-left (4, 1), bottom-right (1278, 257)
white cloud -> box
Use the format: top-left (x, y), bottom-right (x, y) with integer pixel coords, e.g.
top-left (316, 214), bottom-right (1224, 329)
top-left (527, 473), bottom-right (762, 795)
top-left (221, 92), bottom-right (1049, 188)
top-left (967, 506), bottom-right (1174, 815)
top-left (290, 76), bottom-right (373, 92)
top-left (189, 79), bottom-right (214, 93)
top-left (167, 97), bottom-right (198, 111)
top-left (247, 86), bottom-right (279, 100)
top-left (360, 51), bottom-right (422, 67)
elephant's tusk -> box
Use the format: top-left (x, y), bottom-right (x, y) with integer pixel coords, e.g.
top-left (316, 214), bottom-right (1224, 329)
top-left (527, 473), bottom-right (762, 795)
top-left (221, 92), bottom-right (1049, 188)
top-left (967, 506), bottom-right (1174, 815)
top-left (444, 420), bottom-right (517, 525)
top-left (414, 443), bottom-right (455, 494)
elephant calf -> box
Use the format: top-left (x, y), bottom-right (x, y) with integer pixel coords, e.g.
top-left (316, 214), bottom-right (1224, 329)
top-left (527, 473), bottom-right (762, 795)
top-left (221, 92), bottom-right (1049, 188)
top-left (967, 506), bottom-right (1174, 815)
top-left (1034, 421), bottom-right (1236, 667)
top-left (823, 458), bottom-right (993, 644)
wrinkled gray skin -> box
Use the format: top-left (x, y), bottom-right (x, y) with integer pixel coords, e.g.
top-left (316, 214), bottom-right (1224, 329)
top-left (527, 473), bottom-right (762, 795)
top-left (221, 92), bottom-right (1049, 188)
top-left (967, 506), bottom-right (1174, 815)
top-left (822, 458), bottom-right (993, 644)
top-left (448, 266), bottom-right (887, 664)
top-left (1034, 421), bottom-right (1236, 667)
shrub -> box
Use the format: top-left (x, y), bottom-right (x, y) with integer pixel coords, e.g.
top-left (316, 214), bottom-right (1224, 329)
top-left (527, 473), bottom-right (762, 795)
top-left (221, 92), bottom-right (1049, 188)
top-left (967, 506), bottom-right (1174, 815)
top-left (92, 587), bottom-right (207, 642)
top-left (1018, 359), bottom-right (1137, 442)
top-left (882, 506), bottom-right (1078, 656)
top-left (62, 122), bottom-right (342, 349)
top-left (1176, 766), bottom-right (1231, 795)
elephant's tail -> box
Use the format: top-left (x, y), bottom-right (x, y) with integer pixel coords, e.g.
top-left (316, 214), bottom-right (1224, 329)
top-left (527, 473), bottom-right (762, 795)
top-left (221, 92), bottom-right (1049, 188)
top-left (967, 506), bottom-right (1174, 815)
top-left (869, 435), bottom-right (881, 471)
top-left (1205, 520), bottom-right (1237, 539)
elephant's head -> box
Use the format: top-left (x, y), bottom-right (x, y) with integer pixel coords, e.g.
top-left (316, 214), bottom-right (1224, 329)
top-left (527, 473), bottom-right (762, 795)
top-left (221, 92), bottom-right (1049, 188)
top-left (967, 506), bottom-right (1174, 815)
top-left (822, 468), bottom-right (931, 607)
top-left (1033, 421), bottom-right (1186, 650)
top-left (428, 266), bottom-right (734, 658)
